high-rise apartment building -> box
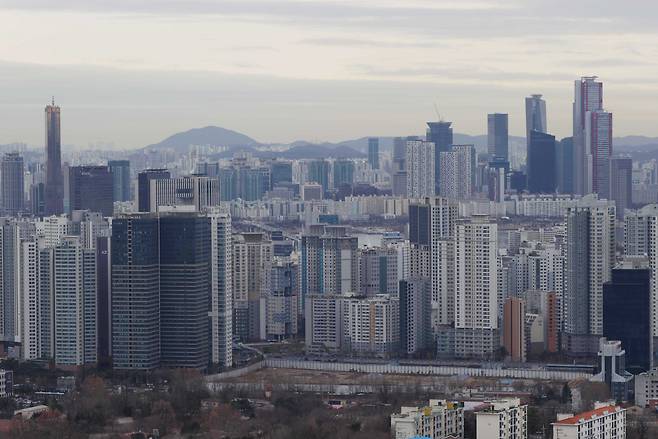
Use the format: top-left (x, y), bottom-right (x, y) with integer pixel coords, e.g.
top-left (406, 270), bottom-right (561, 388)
top-left (392, 137), bottom-right (407, 197)
top-left (232, 232), bottom-right (272, 341)
top-left (406, 140), bottom-right (435, 198)
top-left (564, 195), bottom-right (615, 354)
top-left (108, 160), bottom-right (131, 202)
top-left (368, 137), bottom-right (380, 170)
top-left (359, 246), bottom-right (399, 296)
top-left (341, 294), bottom-right (399, 357)
top-left (209, 210), bottom-right (233, 368)
top-left (503, 298), bottom-right (526, 363)
top-left (454, 215), bottom-right (498, 358)
top-left (333, 160), bottom-right (355, 188)
top-left (44, 100), bottom-right (64, 215)
top-left (426, 121), bottom-right (454, 194)
top-left (439, 144), bottom-right (475, 200)
top-left (527, 131), bottom-right (557, 194)
top-left (1, 153), bottom-right (24, 216)
top-left (399, 278), bottom-right (432, 356)
top-left (68, 165), bottom-right (114, 217)
top-left (487, 113), bottom-right (509, 161)
top-left (610, 157), bottom-right (632, 219)
top-left (267, 261), bottom-right (298, 339)
top-left (307, 160), bottom-right (330, 193)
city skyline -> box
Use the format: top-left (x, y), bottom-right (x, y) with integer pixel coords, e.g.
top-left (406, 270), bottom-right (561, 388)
top-left (2, 1), bottom-right (658, 147)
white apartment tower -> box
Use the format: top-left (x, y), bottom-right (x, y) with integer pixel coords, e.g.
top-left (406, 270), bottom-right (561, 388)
top-left (454, 214), bottom-right (499, 358)
top-left (476, 398), bottom-right (528, 439)
top-left (406, 140), bottom-right (435, 198)
top-left (439, 144), bottom-right (475, 201)
top-left (209, 210), bottom-right (233, 368)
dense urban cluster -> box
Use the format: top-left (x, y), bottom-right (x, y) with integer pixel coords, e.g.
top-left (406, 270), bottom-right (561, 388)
top-left (0, 77), bottom-right (656, 438)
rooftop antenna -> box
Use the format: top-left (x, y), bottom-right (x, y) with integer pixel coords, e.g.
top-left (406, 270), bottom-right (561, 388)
top-left (433, 103), bottom-right (443, 122)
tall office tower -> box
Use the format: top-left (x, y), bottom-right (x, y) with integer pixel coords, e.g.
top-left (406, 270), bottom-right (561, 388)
top-left (503, 298), bottom-right (526, 363)
top-left (108, 160), bottom-right (131, 202)
top-left (159, 214), bottom-right (210, 369)
top-left (623, 205), bottom-right (658, 338)
top-left (610, 157), bottom-right (633, 219)
top-left (320, 226), bottom-right (359, 295)
top-left (603, 258), bottom-right (652, 374)
top-left (0, 220), bottom-right (20, 350)
top-left (232, 232), bottom-right (272, 341)
top-left (111, 215), bottom-right (160, 370)
top-left (556, 137), bottom-right (574, 194)
top-left (52, 236), bottom-right (96, 366)
top-left (44, 100), bottom-right (64, 215)
top-left (392, 137), bottom-right (407, 197)
top-left (137, 168), bottom-right (170, 212)
top-left (426, 121), bottom-right (453, 194)
top-left (454, 215), bottom-right (498, 358)
top-left (236, 167), bottom-right (270, 201)
top-left (208, 210), bottom-right (233, 368)
top-left (307, 160), bottom-right (330, 193)
top-left (1, 153), bottom-right (24, 216)
top-left (31, 183), bottom-right (45, 217)
top-left (358, 246), bottom-right (399, 296)
top-left (267, 261), bottom-right (299, 339)
top-left (587, 110), bottom-right (613, 199)
top-left (150, 176), bottom-right (219, 212)
top-left (333, 160), bottom-right (355, 188)
top-left (409, 197), bottom-right (458, 327)
top-left (270, 160), bottom-right (293, 188)
top-left (525, 94), bottom-right (547, 142)
top-left (68, 166), bottom-right (114, 216)
top-left (573, 76), bottom-right (604, 195)
top-left (487, 113), bottom-right (509, 160)
top-left (368, 137), bottom-right (380, 170)
top-left (564, 195), bottom-right (615, 354)
top-left (439, 145), bottom-right (475, 200)
top-left (405, 140), bottom-right (435, 198)
top-left (527, 131), bottom-right (557, 194)
top-left (399, 278), bottom-right (432, 356)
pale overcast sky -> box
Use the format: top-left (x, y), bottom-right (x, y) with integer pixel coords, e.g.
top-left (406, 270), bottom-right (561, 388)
top-left (1, 0), bottom-right (658, 148)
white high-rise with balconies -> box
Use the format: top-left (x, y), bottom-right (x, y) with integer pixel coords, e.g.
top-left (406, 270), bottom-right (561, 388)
top-left (454, 214), bottom-right (498, 358)
top-left (406, 139), bottom-right (435, 198)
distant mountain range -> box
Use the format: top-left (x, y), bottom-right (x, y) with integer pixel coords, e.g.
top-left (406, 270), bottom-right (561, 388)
top-left (141, 126), bottom-right (658, 163)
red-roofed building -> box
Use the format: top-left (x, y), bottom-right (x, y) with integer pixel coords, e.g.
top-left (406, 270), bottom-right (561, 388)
top-left (552, 402), bottom-right (626, 439)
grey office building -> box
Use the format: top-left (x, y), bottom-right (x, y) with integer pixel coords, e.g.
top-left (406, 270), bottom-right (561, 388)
top-left (610, 157), bottom-right (633, 219)
top-left (137, 169), bottom-right (170, 212)
top-left (111, 216), bottom-right (161, 370)
top-left (487, 113), bottom-right (509, 161)
top-left (159, 214), bottom-right (210, 369)
top-left (556, 137), bottom-right (574, 194)
top-left (1, 153), bottom-right (24, 216)
top-left (44, 101), bottom-right (64, 215)
top-left (527, 131), bottom-right (557, 194)
top-left (108, 160), bottom-right (131, 202)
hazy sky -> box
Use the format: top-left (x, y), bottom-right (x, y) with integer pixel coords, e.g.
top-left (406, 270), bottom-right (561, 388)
top-left (2, 0), bottom-right (658, 149)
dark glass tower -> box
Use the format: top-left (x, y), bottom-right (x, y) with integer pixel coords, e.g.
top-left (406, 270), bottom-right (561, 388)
top-left (108, 160), bottom-right (131, 202)
top-left (159, 214), bottom-right (210, 369)
top-left (556, 137), bottom-right (574, 194)
top-left (307, 160), bottom-right (330, 193)
top-left (137, 169), bottom-right (170, 212)
top-left (333, 160), bottom-right (355, 188)
top-left (603, 262), bottom-right (652, 374)
top-left (44, 100), bottom-right (64, 215)
top-left (610, 157), bottom-right (633, 219)
top-left (527, 130), bottom-right (557, 194)
top-left (270, 160), bottom-right (293, 188)
top-left (1, 152), bottom-right (24, 216)
top-left (69, 165), bottom-right (114, 216)
top-left (111, 215), bottom-right (161, 370)
top-left (368, 137), bottom-right (380, 170)
top-left (487, 113), bottom-right (509, 160)
top-left (426, 121), bottom-right (453, 194)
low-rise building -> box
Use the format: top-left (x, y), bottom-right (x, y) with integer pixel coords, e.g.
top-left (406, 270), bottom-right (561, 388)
top-left (475, 398), bottom-right (527, 439)
top-left (552, 402), bottom-right (626, 439)
top-left (390, 399), bottom-right (464, 439)
top-left (635, 367), bottom-right (658, 407)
